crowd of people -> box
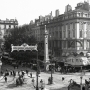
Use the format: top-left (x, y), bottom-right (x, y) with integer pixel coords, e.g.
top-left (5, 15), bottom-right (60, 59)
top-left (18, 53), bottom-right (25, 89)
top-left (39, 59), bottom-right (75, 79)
top-left (0, 67), bottom-right (45, 90)
top-left (55, 65), bottom-right (86, 74)
top-left (0, 69), bottom-right (33, 85)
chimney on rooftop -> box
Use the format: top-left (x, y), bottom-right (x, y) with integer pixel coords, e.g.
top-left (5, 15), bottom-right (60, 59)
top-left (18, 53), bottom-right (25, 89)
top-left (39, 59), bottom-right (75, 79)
top-left (55, 9), bottom-right (59, 17)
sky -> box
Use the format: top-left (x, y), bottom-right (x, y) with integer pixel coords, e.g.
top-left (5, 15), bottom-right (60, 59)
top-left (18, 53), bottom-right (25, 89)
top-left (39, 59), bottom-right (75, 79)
top-left (0, 0), bottom-right (88, 26)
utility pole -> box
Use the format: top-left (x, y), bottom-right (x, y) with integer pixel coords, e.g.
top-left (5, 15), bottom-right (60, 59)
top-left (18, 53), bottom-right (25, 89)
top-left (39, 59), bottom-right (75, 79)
top-left (50, 56), bottom-right (53, 84)
top-left (50, 35), bottom-right (53, 84)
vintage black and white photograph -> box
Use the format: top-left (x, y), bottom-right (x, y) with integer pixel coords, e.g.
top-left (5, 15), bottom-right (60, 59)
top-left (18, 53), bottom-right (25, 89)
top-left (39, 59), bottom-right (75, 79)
top-left (0, 0), bottom-right (90, 90)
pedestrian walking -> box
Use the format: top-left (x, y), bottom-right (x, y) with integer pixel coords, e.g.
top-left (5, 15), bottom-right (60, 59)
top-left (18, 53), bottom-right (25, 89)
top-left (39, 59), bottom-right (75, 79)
top-left (26, 70), bottom-right (28, 75)
top-left (69, 79), bottom-right (73, 84)
top-left (1, 71), bottom-right (3, 76)
top-left (4, 76), bottom-right (7, 82)
top-left (48, 77), bottom-right (50, 84)
top-left (13, 71), bottom-right (16, 77)
top-left (10, 71), bottom-right (12, 75)
top-left (30, 72), bottom-right (32, 78)
top-left (22, 71), bottom-right (25, 76)
top-left (40, 79), bottom-right (44, 90)
top-left (18, 71), bottom-right (20, 76)
top-left (32, 78), bottom-right (35, 87)
top-left (62, 77), bottom-right (65, 81)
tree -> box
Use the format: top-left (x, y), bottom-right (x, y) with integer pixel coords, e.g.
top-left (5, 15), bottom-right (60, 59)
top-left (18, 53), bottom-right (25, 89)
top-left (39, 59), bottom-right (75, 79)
top-left (4, 24), bottom-right (36, 51)
top-left (4, 24), bottom-right (37, 62)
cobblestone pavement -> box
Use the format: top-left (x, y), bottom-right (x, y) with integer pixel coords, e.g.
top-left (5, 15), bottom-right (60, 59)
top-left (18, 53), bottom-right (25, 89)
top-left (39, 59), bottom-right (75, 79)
top-left (0, 64), bottom-right (90, 90)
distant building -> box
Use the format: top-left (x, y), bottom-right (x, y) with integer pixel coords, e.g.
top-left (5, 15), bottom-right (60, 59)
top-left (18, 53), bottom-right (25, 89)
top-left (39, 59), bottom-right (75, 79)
top-left (0, 18), bottom-right (18, 39)
top-left (0, 18), bottom-right (18, 51)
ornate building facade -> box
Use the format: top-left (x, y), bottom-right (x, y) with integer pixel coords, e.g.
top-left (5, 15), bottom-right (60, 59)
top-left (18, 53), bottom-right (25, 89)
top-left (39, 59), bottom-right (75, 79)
top-left (30, 1), bottom-right (90, 64)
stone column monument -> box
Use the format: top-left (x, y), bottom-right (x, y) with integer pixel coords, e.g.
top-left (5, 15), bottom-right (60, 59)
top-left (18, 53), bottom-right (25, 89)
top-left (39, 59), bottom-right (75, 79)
top-left (44, 25), bottom-right (50, 71)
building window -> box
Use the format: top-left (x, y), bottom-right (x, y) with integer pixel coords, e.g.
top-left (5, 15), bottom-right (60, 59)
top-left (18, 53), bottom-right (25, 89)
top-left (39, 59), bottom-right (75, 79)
top-left (59, 31), bottom-right (62, 38)
top-left (14, 25), bottom-right (15, 28)
top-left (63, 41), bottom-right (66, 48)
top-left (0, 31), bottom-right (2, 35)
top-left (4, 25), bottom-right (6, 29)
top-left (86, 30), bottom-right (90, 38)
top-left (55, 31), bottom-right (58, 37)
top-left (68, 24), bottom-right (70, 29)
top-left (80, 30), bottom-right (82, 38)
top-left (68, 41), bottom-right (71, 48)
top-left (87, 22), bottom-right (90, 30)
top-left (73, 30), bottom-right (75, 37)
top-left (68, 30), bottom-right (70, 38)
top-left (85, 14), bottom-right (87, 17)
top-left (54, 41), bottom-right (56, 47)
top-left (76, 59), bottom-right (78, 62)
top-left (59, 41), bottom-right (62, 49)
top-left (80, 22), bottom-right (84, 30)
top-left (79, 22), bottom-right (84, 38)
top-left (73, 23), bottom-right (75, 29)
top-left (52, 32), bottom-right (54, 36)
top-left (63, 25), bottom-right (66, 30)
top-left (78, 13), bottom-right (80, 17)
top-left (56, 27), bottom-right (57, 30)
top-left (72, 59), bottom-right (73, 62)
top-left (58, 26), bottom-right (60, 30)
top-left (87, 41), bottom-right (89, 49)
top-left (9, 25), bottom-right (11, 28)
top-left (81, 12), bottom-right (83, 17)
top-left (63, 30), bottom-right (66, 38)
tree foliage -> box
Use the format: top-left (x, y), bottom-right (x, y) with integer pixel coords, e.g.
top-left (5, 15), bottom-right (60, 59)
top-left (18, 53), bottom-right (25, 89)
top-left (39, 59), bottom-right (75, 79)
top-left (4, 24), bottom-right (36, 52)
top-left (4, 24), bottom-right (37, 62)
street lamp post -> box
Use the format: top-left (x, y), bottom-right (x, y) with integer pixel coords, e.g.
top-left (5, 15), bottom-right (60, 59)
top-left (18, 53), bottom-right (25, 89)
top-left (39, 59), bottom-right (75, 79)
top-left (50, 35), bottom-right (53, 84)
top-left (50, 58), bottom-right (53, 84)
top-left (36, 50), bottom-right (39, 90)
top-left (80, 76), bottom-right (83, 90)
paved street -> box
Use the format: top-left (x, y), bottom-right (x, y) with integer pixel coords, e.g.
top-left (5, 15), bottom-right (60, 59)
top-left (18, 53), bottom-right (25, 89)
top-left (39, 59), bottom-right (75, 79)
top-left (0, 64), bottom-right (90, 90)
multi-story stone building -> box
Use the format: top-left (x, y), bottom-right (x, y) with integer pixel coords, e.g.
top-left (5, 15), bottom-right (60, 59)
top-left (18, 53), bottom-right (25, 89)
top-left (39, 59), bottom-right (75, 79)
top-left (0, 18), bottom-right (18, 39)
top-left (0, 18), bottom-right (18, 50)
top-left (30, 1), bottom-right (90, 65)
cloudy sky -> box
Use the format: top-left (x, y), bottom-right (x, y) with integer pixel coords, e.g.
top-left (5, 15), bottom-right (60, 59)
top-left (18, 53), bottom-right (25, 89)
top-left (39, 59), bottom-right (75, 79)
top-left (0, 0), bottom-right (88, 25)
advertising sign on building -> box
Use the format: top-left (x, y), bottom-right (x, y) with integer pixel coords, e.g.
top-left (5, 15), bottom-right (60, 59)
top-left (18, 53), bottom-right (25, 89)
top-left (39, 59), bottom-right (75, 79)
top-left (11, 43), bottom-right (37, 52)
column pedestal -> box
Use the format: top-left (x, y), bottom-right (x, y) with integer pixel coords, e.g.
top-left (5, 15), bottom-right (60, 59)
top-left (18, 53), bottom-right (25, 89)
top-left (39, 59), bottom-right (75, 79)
top-left (44, 61), bottom-right (50, 71)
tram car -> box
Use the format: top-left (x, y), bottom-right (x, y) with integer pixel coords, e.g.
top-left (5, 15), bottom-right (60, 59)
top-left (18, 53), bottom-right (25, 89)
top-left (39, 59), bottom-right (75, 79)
top-left (64, 55), bottom-right (90, 71)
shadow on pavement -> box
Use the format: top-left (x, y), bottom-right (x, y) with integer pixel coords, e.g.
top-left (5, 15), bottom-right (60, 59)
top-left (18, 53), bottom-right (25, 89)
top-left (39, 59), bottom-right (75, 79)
top-left (6, 83), bottom-right (16, 89)
top-left (50, 86), bottom-right (67, 90)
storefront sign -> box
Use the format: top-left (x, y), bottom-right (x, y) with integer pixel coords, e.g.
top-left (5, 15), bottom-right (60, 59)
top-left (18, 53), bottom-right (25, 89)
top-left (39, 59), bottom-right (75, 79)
top-left (11, 43), bottom-right (37, 52)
